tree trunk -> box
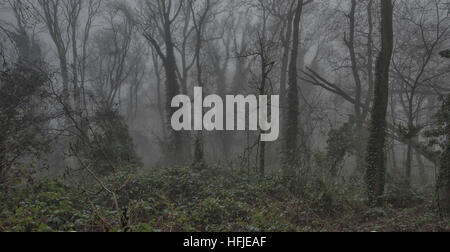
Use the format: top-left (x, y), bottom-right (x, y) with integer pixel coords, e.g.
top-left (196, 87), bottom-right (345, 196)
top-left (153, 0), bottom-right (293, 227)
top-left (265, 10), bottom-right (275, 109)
top-left (163, 17), bottom-right (186, 164)
top-left (438, 53), bottom-right (450, 215)
top-left (438, 94), bottom-right (450, 216)
top-left (191, 1), bottom-right (211, 168)
top-left (152, 52), bottom-right (167, 141)
top-left (283, 0), bottom-right (304, 173)
top-left (416, 151), bottom-right (427, 186)
top-left (405, 142), bottom-right (413, 184)
top-left (347, 0), bottom-right (370, 175)
top-left (258, 47), bottom-right (267, 178)
top-left (366, 0), bottom-right (394, 207)
top-left (439, 146), bottom-right (450, 216)
top-left (259, 139), bottom-right (266, 177)
top-left (0, 147), bottom-right (6, 184)
top-left (278, 8), bottom-right (294, 166)
top-left (390, 142), bottom-right (398, 173)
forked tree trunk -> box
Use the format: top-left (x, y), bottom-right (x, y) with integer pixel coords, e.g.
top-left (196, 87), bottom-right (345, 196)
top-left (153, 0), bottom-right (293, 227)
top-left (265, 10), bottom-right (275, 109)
top-left (162, 15), bottom-right (186, 164)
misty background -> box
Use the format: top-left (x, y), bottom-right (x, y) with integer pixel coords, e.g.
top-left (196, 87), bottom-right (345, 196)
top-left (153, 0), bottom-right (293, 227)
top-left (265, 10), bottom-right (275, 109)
top-left (0, 0), bottom-right (449, 232)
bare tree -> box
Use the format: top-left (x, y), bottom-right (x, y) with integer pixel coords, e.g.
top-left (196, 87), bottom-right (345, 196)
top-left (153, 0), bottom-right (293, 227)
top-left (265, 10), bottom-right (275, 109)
top-left (140, 0), bottom-right (188, 164)
top-left (391, 0), bottom-right (450, 185)
top-left (190, 0), bottom-right (213, 166)
top-left (89, 2), bottom-right (143, 112)
top-left (29, 0), bottom-right (101, 135)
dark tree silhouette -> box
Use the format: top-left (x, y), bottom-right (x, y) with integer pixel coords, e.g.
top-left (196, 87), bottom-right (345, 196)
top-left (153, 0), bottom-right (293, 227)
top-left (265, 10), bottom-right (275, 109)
top-left (142, 0), bottom-right (188, 164)
top-left (283, 0), bottom-right (304, 173)
top-left (366, 0), bottom-right (394, 207)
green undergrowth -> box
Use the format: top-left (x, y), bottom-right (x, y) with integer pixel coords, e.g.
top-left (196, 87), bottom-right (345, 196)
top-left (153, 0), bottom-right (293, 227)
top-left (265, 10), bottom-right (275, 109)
top-left (0, 166), bottom-right (448, 232)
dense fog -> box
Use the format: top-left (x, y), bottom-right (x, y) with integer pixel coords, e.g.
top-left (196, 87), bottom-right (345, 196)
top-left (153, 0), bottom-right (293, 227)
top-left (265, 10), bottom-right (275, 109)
top-left (0, 0), bottom-right (449, 232)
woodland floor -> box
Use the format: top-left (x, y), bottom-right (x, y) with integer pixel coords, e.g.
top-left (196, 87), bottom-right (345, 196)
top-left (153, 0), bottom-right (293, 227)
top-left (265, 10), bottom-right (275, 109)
top-left (0, 166), bottom-right (449, 232)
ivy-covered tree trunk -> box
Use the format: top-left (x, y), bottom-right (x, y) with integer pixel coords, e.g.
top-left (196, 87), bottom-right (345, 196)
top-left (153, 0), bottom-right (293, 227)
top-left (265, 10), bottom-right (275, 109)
top-left (438, 95), bottom-right (450, 216)
top-left (438, 51), bottom-right (450, 215)
top-left (191, 1), bottom-right (211, 169)
top-left (283, 0), bottom-right (304, 175)
top-left (366, 0), bottom-right (394, 207)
